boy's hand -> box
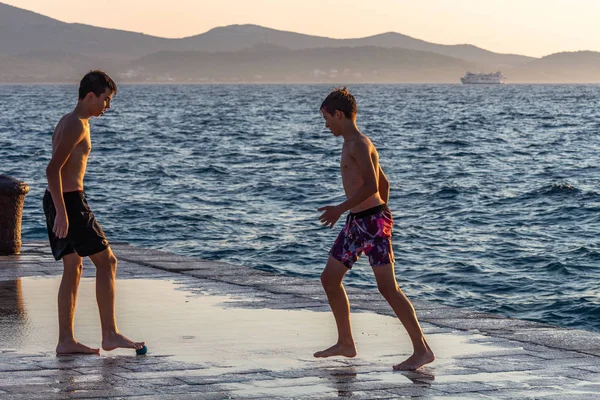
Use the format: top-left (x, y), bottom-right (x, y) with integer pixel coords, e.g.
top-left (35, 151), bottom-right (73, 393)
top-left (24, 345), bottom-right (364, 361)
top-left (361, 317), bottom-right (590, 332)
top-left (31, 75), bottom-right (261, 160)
top-left (318, 205), bottom-right (343, 229)
top-left (53, 213), bottom-right (69, 239)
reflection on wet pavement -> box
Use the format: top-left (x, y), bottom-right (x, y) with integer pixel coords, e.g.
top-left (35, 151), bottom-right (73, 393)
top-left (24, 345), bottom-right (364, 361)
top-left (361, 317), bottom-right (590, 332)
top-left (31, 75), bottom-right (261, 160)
top-left (0, 274), bottom-right (599, 398)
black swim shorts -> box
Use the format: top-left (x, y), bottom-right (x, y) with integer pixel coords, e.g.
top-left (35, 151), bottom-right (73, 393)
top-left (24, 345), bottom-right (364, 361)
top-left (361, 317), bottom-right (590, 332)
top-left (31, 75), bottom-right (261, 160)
top-left (43, 190), bottom-right (109, 261)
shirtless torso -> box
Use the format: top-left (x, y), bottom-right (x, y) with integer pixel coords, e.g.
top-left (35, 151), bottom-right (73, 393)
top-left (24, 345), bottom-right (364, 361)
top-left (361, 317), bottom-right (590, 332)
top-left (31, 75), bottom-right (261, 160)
top-left (340, 134), bottom-right (386, 213)
top-left (51, 114), bottom-right (91, 192)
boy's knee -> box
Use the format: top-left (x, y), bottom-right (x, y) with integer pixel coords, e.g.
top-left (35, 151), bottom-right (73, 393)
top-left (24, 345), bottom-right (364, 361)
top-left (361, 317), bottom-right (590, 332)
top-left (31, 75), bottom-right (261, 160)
top-left (108, 254), bottom-right (118, 269)
top-left (320, 271), bottom-right (340, 291)
top-left (97, 253), bottom-right (118, 271)
top-left (63, 259), bottom-right (83, 276)
top-left (377, 282), bottom-right (398, 298)
top-left (65, 264), bottom-right (83, 277)
top-left (319, 271), bottom-right (328, 285)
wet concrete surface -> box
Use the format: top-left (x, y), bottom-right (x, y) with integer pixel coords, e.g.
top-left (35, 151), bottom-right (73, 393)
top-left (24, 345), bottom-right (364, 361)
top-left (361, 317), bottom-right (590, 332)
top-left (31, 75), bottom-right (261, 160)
top-left (0, 242), bottom-right (599, 399)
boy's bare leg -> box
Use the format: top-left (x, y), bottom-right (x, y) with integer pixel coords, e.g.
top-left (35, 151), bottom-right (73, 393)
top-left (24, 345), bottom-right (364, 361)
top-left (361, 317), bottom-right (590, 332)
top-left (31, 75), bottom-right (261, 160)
top-left (56, 252), bottom-right (100, 354)
top-left (314, 256), bottom-right (357, 358)
top-left (372, 263), bottom-right (435, 371)
top-left (89, 248), bottom-right (145, 351)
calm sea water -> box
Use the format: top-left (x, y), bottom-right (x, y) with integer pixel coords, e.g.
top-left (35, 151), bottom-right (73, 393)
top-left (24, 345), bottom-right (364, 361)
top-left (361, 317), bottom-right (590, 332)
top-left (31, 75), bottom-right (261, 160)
top-left (2, 84), bottom-right (600, 332)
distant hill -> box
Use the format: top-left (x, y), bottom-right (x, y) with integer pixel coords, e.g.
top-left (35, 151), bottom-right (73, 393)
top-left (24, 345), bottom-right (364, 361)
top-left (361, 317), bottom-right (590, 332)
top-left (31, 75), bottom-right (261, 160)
top-left (177, 25), bottom-right (533, 68)
top-left (0, 2), bottom-right (173, 59)
top-left (124, 46), bottom-right (476, 83)
top-left (0, 50), bottom-right (119, 82)
top-left (1, 2), bottom-right (599, 83)
top-left (508, 51), bottom-right (600, 83)
top-left (0, 2), bottom-right (529, 69)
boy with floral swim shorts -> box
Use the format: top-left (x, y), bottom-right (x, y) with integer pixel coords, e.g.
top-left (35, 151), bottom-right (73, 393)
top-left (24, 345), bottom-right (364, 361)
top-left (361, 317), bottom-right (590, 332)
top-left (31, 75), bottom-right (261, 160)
top-left (314, 87), bottom-right (435, 371)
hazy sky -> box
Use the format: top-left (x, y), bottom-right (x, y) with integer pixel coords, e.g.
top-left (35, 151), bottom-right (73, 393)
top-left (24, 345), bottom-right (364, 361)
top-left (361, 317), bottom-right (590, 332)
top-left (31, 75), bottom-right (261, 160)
top-left (5, 0), bottom-right (599, 57)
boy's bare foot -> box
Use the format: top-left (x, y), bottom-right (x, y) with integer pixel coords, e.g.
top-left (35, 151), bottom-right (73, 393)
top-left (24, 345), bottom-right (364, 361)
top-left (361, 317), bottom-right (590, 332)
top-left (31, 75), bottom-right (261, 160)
top-left (102, 332), bottom-right (145, 351)
top-left (314, 343), bottom-right (357, 358)
top-left (56, 340), bottom-right (100, 355)
top-left (393, 348), bottom-right (435, 371)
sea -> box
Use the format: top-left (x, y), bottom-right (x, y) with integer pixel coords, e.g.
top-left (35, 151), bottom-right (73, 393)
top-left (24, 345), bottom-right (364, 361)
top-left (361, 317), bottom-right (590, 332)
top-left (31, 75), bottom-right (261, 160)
top-left (2, 83), bottom-right (600, 332)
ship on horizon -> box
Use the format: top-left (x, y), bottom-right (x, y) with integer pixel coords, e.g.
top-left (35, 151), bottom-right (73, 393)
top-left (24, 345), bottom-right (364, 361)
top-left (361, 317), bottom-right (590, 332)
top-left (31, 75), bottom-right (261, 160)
top-left (461, 71), bottom-right (506, 84)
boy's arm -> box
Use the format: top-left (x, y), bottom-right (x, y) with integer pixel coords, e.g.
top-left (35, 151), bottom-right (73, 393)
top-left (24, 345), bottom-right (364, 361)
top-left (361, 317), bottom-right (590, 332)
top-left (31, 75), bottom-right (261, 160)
top-left (378, 165), bottom-right (390, 204)
top-left (318, 142), bottom-right (378, 228)
top-left (45, 118), bottom-right (85, 238)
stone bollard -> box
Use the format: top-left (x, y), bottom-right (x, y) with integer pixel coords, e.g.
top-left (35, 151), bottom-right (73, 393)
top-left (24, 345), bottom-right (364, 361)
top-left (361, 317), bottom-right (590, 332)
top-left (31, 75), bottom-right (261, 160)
top-left (0, 175), bottom-right (30, 255)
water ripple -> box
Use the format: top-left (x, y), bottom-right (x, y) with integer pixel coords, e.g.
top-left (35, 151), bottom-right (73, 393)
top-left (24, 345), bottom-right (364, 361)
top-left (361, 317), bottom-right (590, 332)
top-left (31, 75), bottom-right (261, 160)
top-left (3, 83), bottom-right (600, 332)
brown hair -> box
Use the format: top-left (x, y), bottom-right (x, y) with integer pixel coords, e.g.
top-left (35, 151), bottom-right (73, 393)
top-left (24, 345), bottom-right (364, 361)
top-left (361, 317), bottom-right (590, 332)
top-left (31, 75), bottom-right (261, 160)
top-left (320, 87), bottom-right (357, 119)
top-left (78, 70), bottom-right (117, 100)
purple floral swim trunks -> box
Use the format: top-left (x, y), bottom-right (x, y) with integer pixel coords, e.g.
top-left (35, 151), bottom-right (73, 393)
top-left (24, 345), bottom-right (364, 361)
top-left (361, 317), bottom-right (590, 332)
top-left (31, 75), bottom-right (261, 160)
top-left (329, 204), bottom-right (395, 269)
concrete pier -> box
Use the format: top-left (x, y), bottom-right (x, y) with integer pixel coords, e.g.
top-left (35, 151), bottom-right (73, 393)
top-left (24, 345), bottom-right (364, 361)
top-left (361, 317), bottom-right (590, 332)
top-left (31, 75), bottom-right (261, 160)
top-left (0, 242), bottom-right (598, 399)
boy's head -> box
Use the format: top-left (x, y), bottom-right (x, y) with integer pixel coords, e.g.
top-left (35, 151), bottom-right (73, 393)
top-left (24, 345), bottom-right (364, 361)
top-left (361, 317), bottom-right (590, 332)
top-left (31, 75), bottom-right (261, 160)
top-left (78, 70), bottom-right (117, 117)
top-left (320, 87), bottom-right (357, 120)
top-left (320, 87), bottom-right (357, 135)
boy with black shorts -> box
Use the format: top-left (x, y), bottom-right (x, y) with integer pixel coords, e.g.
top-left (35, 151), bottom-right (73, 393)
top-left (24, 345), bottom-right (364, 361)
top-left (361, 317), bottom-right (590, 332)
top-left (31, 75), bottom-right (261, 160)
top-left (314, 87), bottom-right (434, 371)
top-left (44, 70), bottom-right (145, 354)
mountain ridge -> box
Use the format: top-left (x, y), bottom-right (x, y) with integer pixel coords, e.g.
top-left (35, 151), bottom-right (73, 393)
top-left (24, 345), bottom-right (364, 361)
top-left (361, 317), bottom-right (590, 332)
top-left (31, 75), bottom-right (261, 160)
top-left (1, 2), bottom-right (598, 83)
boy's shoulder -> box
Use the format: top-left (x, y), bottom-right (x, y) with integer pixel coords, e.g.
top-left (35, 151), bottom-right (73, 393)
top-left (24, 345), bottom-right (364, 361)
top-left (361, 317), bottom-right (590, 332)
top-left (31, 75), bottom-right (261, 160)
top-left (354, 133), bottom-right (375, 150)
top-left (362, 133), bottom-right (380, 151)
top-left (344, 135), bottom-right (374, 159)
top-left (55, 113), bottom-right (86, 138)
